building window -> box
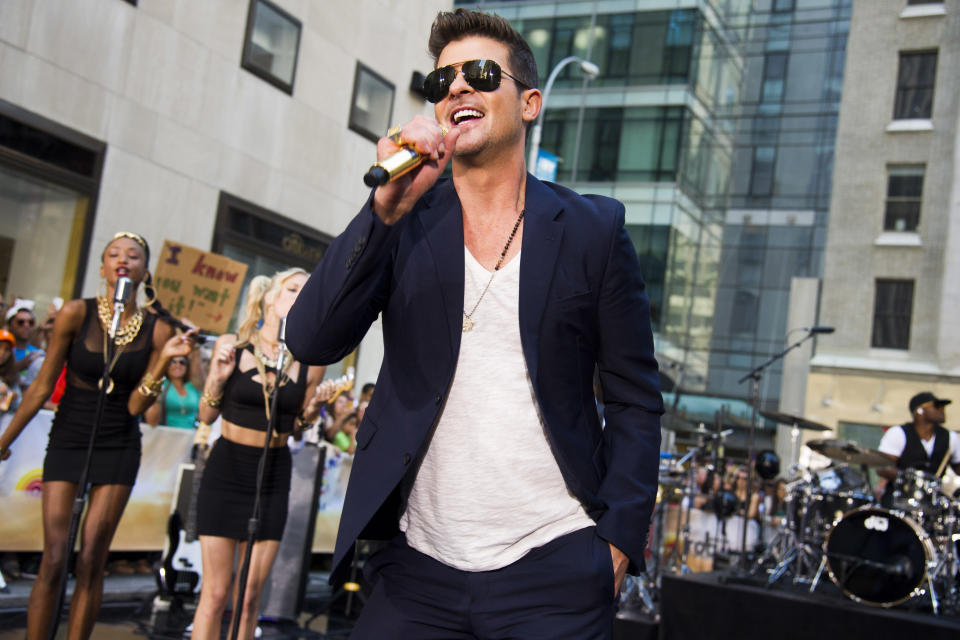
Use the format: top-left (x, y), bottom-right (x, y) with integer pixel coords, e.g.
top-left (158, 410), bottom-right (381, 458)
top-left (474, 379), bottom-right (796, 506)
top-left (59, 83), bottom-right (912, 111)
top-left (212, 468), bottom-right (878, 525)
top-left (0, 101), bottom-right (104, 308)
top-left (520, 9), bottom-right (697, 89)
top-left (749, 147), bottom-right (776, 196)
top-left (760, 53), bottom-right (788, 105)
top-left (626, 224), bottom-right (670, 330)
top-left (894, 51), bottom-right (937, 120)
top-left (540, 106), bottom-right (683, 183)
top-left (884, 166), bottom-right (924, 231)
top-left (240, 0), bottom-right (302, 94)
top-left (773, 0), bottom-right (796, 10)
top-left (212, 193), bottom-right (331, 331)
top-left (872, 279), bottom-right (913, 349)
top-left (907, 0), bottom-right (942, 4)
top-left (729, 290), bottom-right (759, 334)
top-left (348, 62), bottom-right (395, 143)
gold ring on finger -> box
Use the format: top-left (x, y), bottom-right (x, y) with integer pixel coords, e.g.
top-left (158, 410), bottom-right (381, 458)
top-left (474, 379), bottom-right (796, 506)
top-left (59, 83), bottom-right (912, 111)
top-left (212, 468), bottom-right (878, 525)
top-left (387, 126), bottom-right (404, 145)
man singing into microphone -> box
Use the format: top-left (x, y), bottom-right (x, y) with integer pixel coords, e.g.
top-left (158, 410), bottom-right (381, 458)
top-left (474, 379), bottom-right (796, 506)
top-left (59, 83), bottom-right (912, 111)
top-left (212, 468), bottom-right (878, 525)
top-left (287, 9), bottom-right (662, 638)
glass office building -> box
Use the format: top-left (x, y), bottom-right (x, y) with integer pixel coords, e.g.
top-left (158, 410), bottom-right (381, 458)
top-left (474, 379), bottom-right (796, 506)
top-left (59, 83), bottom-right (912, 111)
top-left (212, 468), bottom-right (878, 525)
top-left (708, 0), bottom-right (850, 409)
top-left (458, 0), bottom-right (850, 427)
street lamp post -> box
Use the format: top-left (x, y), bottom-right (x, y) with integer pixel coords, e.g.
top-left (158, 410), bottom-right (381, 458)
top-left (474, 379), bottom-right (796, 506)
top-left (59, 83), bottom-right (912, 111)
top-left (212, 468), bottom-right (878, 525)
top-left (528, 56), bottom-right (600, 176)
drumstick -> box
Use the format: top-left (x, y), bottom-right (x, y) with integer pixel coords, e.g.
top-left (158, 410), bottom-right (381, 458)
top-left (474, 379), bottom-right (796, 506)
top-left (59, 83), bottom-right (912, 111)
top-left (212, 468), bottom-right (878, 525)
top-left (934, 444), bottom-right (951, 477)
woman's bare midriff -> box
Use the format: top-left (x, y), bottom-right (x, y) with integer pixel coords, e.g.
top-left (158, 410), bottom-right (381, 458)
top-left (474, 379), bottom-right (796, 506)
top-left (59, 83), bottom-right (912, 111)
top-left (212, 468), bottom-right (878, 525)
top-left (220, 420), bottom-right (290, 448)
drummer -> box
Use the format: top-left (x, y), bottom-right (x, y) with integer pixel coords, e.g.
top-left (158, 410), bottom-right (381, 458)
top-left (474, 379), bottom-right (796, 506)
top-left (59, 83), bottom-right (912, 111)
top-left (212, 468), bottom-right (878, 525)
top-left (877, 392), bottom-right (960, 503)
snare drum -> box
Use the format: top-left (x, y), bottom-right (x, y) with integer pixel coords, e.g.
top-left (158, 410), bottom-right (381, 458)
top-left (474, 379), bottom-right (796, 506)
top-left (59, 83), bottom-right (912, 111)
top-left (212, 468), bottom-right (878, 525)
top-left (825, 506), bottom-right (935, 607)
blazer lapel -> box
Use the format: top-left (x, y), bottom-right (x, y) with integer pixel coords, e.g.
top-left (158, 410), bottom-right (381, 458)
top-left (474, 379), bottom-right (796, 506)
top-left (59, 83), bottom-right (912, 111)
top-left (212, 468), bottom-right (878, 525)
top-left (519, 175), bottom-right (565, 385)
top-left (418, 180), bottom-right (465, 360)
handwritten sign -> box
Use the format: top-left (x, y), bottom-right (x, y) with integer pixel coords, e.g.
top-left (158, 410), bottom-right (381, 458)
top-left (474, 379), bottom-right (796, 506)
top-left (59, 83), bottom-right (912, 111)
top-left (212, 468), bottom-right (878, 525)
top-left (153, 241), bottom-right (248, 333)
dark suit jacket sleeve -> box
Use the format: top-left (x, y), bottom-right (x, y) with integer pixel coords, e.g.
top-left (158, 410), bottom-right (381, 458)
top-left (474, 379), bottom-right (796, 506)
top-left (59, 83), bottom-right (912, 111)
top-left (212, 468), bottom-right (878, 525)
top-left (286, 194), bottom-right (401, 365)
top-left (592, 201), bottom-right (663, 569)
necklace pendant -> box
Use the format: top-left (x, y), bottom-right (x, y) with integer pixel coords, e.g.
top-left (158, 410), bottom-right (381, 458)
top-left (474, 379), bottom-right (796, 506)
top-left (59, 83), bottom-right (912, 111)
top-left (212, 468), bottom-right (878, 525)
top-left (462, 315), bottom-right (474, 332)
top-left (98, 376), bottom-right (115, 394)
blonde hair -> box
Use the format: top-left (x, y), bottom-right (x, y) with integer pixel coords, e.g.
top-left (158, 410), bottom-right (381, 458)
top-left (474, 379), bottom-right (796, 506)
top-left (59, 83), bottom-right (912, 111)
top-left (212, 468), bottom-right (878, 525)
top-left (236, 267), bottom-right (308, 344)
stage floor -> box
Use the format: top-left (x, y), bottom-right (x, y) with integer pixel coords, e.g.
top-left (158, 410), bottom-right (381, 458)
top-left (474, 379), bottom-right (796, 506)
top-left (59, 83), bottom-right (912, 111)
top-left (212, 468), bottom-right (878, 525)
top-left (660, 571), bottom-right (960, 640)
top-left (4, 569), bottom-right (959, 639)
top-left (0, 571), bottom-right (357, 639)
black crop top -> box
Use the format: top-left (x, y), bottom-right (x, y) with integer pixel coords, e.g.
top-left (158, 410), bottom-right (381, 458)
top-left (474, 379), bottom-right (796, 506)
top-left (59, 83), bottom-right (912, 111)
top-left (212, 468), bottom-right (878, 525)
top-left (66, 298), bottom-right (156, 396)
top-left (220, 344), bottom-right (306, 433)
top-left (49, 298), bottom-right (158, 450)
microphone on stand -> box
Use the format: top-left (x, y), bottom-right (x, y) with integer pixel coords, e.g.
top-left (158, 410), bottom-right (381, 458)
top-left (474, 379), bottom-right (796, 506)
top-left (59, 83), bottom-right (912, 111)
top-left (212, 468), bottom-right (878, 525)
top-left (803, 326), bottom-right (835, 334)
top-left (275, 317), bottom-right (288, 371)
top-left (109, 277), bottom-right (134, 339)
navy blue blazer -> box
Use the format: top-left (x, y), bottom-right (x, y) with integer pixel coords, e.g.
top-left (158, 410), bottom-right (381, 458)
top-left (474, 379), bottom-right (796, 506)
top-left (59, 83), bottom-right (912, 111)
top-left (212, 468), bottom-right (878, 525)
top-left (287, 175), bottom-right (663, 579)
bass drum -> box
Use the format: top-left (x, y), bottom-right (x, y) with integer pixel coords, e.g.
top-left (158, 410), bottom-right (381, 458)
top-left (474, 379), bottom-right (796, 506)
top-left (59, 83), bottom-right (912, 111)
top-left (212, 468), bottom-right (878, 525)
top-left (825, 506), bottom-right (935, 607)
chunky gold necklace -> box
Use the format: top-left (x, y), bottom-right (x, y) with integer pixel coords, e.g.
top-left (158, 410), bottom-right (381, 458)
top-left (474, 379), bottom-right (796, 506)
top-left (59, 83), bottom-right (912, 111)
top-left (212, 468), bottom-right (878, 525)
top-left (96, 295), bottom-right (144, 346)
top-left (95, 296), bottom-right (145, 394)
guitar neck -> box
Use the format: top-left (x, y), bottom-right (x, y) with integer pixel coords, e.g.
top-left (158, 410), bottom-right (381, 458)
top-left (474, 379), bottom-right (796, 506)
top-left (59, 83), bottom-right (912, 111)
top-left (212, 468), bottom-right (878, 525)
top-left (184, 449), bottom-right (207, 543)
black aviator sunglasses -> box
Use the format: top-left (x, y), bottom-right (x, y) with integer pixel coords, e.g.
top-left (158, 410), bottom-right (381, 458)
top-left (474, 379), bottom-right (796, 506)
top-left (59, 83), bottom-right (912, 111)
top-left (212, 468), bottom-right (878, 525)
top-left (422, 59), bottom-right (530, 104)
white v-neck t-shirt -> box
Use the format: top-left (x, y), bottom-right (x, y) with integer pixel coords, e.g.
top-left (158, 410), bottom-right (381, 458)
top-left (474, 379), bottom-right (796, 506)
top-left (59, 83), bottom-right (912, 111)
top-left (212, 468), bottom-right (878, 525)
top-left (399, 247), bottom-right (593, 571)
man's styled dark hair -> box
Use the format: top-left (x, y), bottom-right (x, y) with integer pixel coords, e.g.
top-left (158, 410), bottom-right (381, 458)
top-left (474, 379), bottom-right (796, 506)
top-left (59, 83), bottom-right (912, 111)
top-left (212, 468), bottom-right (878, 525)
top-left (428, 9), bottom-right (539, 91)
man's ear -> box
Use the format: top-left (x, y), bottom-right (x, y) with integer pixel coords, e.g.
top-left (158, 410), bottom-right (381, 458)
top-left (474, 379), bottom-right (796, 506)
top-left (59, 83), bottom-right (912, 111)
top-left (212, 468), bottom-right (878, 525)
top-left (522, 88), bottom-right (542, 124)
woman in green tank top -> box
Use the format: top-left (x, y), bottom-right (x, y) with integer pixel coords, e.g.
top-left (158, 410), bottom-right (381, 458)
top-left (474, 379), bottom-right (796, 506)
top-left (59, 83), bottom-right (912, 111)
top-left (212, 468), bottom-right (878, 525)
top-left (145, 355), bottom-right (200, 428)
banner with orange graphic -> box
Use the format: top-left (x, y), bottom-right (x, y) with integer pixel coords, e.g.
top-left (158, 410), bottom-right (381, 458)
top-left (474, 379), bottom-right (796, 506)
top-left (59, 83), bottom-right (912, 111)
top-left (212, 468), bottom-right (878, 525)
top-left (0, 412), bottom-right (194, 550)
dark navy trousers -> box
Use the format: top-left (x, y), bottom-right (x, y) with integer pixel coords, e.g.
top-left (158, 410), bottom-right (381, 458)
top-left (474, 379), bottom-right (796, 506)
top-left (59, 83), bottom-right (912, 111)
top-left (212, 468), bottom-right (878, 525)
top-left (349, 526), bottom-right (617, 639)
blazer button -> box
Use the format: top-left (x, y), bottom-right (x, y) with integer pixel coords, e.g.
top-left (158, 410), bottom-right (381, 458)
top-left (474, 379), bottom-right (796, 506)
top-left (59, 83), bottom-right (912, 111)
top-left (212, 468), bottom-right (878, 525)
top-left (402, 453), bottom-right (411, 465)
top-left (435, 394), bottom-right (442, 405)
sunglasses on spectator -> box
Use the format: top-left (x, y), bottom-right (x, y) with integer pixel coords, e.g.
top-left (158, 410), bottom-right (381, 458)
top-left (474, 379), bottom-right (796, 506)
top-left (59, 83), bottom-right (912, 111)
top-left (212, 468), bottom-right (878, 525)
top-left (170, 358), bottom-right (189, 366)
top-left (422, 59), bottom-right (530, 104)
top-left (12, 318), bottom-right (35, 327)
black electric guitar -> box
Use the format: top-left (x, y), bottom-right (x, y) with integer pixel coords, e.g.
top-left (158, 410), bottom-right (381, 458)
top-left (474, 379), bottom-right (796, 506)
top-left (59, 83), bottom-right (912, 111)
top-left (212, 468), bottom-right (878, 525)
top-left (157, 433), bottom-right (210, 598)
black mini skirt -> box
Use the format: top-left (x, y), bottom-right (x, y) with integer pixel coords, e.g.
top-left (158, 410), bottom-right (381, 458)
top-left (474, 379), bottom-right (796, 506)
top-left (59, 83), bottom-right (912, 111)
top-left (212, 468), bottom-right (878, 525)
top-left (196, 437), bottom-right (291, 541)
top-left (43, 446), bottom-right (140, 486)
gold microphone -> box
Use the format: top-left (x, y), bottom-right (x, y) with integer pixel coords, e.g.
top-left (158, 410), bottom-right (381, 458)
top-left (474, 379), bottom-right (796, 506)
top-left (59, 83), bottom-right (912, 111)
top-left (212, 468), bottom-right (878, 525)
top-left (363, 126), bottom-right (448, 187)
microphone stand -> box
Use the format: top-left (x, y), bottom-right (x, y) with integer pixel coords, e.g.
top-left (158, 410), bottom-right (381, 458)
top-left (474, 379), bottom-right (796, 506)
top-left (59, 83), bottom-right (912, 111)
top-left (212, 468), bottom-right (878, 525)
top-left (48, 315), bottom-right (120, 640)
top-left (732, 330), bottom-right (818, 576)
top-left (229, 319), bottom-right (287, 640)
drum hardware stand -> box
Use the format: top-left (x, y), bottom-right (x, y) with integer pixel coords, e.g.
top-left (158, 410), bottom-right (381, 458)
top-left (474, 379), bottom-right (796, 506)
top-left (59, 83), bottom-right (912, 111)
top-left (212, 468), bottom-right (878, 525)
top-left (926, 559), bottom-right (941, 615)
top-left (767, 486), bottom-right (823, 586)
top-left (809, 555), bottom-right (827, 592)
top-left (229, 318), bottom-right (287, 640)
top-left (735, 330), bottom-right (819, 576)
top-left (657, 447), bottom-right (701, 582)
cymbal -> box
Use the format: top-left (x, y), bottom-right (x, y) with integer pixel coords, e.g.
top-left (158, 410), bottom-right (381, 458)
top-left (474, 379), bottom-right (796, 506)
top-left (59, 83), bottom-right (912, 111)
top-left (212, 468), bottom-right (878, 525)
top-left (760, 409), bottom-right (831, 431)
top-left (805, 438), bottom-right (894, 468)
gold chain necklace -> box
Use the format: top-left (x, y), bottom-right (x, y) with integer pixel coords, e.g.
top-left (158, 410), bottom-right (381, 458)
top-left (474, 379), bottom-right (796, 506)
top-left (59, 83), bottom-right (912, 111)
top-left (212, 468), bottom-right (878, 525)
top-left (462, 209), bottom-right (524, 332)
top-left (96, 296), bottom-right (144, 394)
top-left (96, 296), bottom-right (144, 346)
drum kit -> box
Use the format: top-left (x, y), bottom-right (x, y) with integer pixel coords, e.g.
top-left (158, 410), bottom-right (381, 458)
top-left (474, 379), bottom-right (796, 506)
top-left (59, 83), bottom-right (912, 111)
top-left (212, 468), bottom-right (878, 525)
top-left (622, 410), bottom-right (960, 617)
top-left (758, 418), bottom-right (960, 614)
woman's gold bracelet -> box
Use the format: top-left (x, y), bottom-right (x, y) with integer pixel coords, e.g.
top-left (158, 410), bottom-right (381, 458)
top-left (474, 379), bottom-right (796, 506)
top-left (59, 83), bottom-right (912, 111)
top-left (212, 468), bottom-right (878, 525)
top-left (194, 421), bottom-right (212, 447)
top-left (138, 371), bottom-right (164, 397)
top-left (201, 389), bottom-right (223, 408)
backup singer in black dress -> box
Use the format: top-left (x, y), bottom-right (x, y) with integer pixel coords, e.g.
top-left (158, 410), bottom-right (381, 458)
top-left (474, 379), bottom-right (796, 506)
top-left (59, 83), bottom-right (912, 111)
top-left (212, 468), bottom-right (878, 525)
top-left (190, 268), bottom-right (332, 640)
top-left (0, 232), bottom-right (196, 640)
